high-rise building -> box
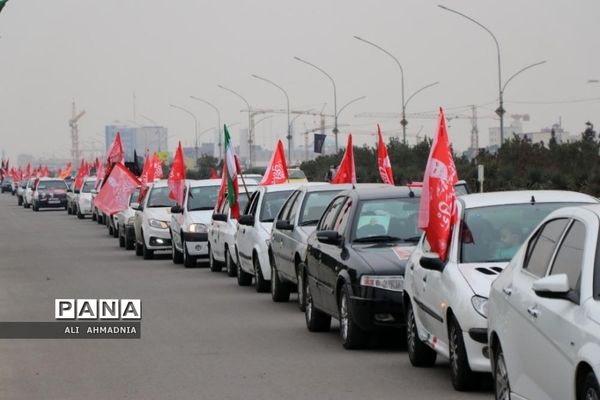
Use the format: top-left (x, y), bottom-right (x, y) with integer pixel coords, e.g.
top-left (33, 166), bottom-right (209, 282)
top-left (105, 125), bottom-right (168, 161)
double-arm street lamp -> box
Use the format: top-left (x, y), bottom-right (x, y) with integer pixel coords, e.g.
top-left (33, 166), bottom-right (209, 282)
top-left (190, 96), bottom-right (222, 161)
top-left (169, 104), bottom-right (199, 162)
top-left (294, 56), bottom-right (339, 152)
top-left (251, 74), bottom-right (292, 163)
top-left (217, 84), bottom-right (254, 168)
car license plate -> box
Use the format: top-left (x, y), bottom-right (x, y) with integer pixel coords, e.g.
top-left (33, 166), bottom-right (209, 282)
top-left (49, 199), bottom-right (60, 203)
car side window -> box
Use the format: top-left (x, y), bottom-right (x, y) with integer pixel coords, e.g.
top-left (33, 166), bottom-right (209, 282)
top-left (550, 220), bottom-right (585, 292)
top-left (334, 198), bottom-right (353, 235)
top-left (277, 191), bottom-right (299, 222)
top-left (318, 196), bottom-right (346, 231)
top-left (524, 218), bottom-right (569, 277)
top-left (246, 192), bottom-right (260, 215)
top-left (287, 193), bottom-right (303, 225)
top-left (421, 234), bottom-right (432, 253)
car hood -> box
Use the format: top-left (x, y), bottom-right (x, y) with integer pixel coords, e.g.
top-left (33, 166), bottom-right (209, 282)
top-left (186, 209), bottom-right (214, 224)
top-left (353, 244), bottom-right (417, 275)
top-left (457, 262), bottom-right (509, 298)
top-left (143, 207), bottom-right (171, 221)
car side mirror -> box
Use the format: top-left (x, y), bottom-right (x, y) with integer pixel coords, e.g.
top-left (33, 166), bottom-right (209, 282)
top-left (238, 214), bottom-right (255, 226)
top-left (533, 274), bottom-right (579, 303)
top-left (171, 205), bottom-right (182, 214)
top-left (419, 253), bottom-right (445, 272)
top-left (212, 213), bottom-right (227, 222)
top-left (275, 219), bottom-right (294, 231)
top-left (132, 204), bottom-right (143, 211)
top-left (316, 230), bottom-right (341, 245)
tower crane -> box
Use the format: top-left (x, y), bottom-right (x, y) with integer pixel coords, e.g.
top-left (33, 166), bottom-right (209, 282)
top-left (69, 101), bottom-right (86, 162)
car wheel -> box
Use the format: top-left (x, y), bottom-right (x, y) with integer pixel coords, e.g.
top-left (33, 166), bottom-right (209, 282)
top-left (183, 239), bottom-right (196, 268)
top-left (172, 236), bottom-right (183, 264)
top-left (108, 224), bottom-right (114, 235)
top-left (297, 264), bottom-right (306, 312)
top-left (304, 274), bottom-right (331, 332)
top-left (406, 301), bottom-right (437, 367)
top-left (209, 246), bottom-right (222, 272)
top-left (493, 344), bottom-right (511, 400)
top-left (135, 237), bottom-right (143, 256)
top-left (97, 214), bottom-right (103, 224)
top-left (118, 230), bottom-right (125, 247)
top-left (237, 259), bottom-right (252, 286)
top-left (17, 197), bottom-right (22, 206)
top-left (77, 209), bottom-right (84, 219)
top-left (339, 285), bottom-right (369, 349)
top-left (91, 212), bottom-right (96, 221)
top-left (225, 247), bottom-right (237, 277)
top-left (125, 230), bottom-right (135, 250)
top-left (112, 224), bottom-right (119, 238)
top-left (271, 262), bottom-right (291, 302)
top-left (449, 317), bottom-right (474, 391)
top-left (254, 255), bottom-right (269, 293)
top-left (142, 233), bottom-right (153, 260)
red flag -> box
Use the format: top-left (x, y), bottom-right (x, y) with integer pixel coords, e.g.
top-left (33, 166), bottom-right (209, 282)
top-left (107, 132), bottom-right (125, 165)
top-left (259, 140), bottom-right (288, 185)
top-left (168, 142), bottom-right (186, 205)
top-left (73, 159), bottom-right (90, 190)
top-left (94, 163), bottom-right (141, 215)
top-left (41, 165), bottom-right (49, 177)
top-left (331, 134), bottom-right (356, 184)
top-left (138, 153), bottom-right (152, 201)
top-left (418, 108), bottom-right (458, 261)
top-left (59, 162), bottom-right (72, 179)
top-left (152, 153), bottom-right (163, 179)
top-left (24, 163), bottom-right (31, 179)
top-left (215, 163), bottom-right (228, 212)
top-left (209, 168), bottom-right (219, 179)
top-left (94, 162), bottom-right (105, 190)
top-left (377, 125), bottom-right (395, 185)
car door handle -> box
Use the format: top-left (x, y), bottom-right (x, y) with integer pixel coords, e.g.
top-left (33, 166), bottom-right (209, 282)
top-left (502, 287), bottom-right (513, 296)
top-left (527, 307), bottom-right (539, 318)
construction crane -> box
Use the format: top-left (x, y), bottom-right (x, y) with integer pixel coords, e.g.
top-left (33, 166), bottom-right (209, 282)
top-left (69, 101), bottom-right (86, 162)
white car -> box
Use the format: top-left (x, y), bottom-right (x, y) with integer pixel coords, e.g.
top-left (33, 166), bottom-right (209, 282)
top-left (22, 178), bottom-right (35, 209)
top-left (208, 186), bottom-right (257, 276)
top-left (133, 180), bottom-right (176, 260)
top-left (235, 183), bottom-right (302, 292)
top-left (170, 179), bottom-right (221, 268)
top-left (76, 177), bottom-right (96, 219)
top-left (404, 190), bottom-right (598, 391)
top-left (488, 204), bottom-right (600, 400)
top-left (16, 180), bottom-right (26, 206)
top-left (115, 187), bottom-right (140, 250)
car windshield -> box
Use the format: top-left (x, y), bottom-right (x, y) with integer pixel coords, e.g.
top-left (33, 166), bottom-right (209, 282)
top-left (187, 186), bottom-right (219, 211)
top-left (460, 202), bottom-right (588, 263)
top-left (37, 180), bottom-right (67, 190)
top-left (147, 187), bottom-right (176, 208)
top-left (3, 178), bottom-right (12, 184)
top-left (82, 181), bottom-right (96, 193)
top-left (288, 169), bottom-right (306, 179)
top-left (300, 190), bottom-right (343, 225)
top-left (129, 188), bottom-right (140, 205)
top-left (260, 190), bottom-right (293, 222)
top-left (353, 197), bottom-right (421, 243)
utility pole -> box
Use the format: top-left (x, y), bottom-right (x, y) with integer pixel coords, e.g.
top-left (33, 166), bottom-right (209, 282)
top-left (470, 105), bottom-right (479, 151)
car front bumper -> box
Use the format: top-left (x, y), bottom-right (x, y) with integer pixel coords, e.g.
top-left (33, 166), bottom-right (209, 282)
top-left (36, 199), bottom-right (67, 208)
top-left (145, 226), bottom-right (172, 250)
top-left (348, 287), bottom-right (405, 331)
top-left (182, 232), bottom-right (209, 257)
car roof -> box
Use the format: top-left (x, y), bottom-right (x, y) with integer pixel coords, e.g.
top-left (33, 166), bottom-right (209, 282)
top-left (38, 177), bottom-right (64, 181)
top-left (459, 190), bottom-right (598, 209)
top-left (150, 179), bottom-right (169, 188)
top-left (339, 184), bottom-right (421, 200)
top-left (187, 179), bottom-right (222, 188)
top-left (84, 176), bottom-right (97, 181)
top-left (298, 182), bottom-right (350, 193)
top-left (261, 182), bottom-right (306, 192)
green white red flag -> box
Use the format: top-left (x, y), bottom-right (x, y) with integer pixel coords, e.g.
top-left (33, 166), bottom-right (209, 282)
top-left (224, 125), bottom-right (240, 219)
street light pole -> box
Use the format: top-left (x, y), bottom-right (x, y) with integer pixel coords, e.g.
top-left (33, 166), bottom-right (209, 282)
top-left (139, 114), bottom-right (164, 153)
top-left (353, 36), bottom-right (408, 143)
top-left (217, 85), bottom-right (254, 168)
top-left (169, 104), bottom-right (199, 165)
top-left (189, 96), bottom-right (222, 162)
top-left (337, 96), bottom-right (366, 120)
top-left (438, 5), bottom-right (505, 142)
top-left (251, 74), bottom-right (292, 163)
top-left (405, 82), bottom-right (440, 109)
top-left (294, 56), bottom-right (339, 152)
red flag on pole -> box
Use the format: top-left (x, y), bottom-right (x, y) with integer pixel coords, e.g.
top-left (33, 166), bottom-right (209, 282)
top-left (259, 140), bottom-right (288, 185)
top-left (331, 134), bottom-right (356, 184)
top-left (94, 163), bottom-right (141, 215)
top-left (377, 125), bottom-right (395, 185)
top-left (152, 153), bottom-right (163, 179)
top-left (168, 142), bottom-right (186, 205)
top-left (418, 107), bottom-right (458, 261)
top-left (209, 168), bottom-right (219, 179)
top-left (24, 163), bottom-right (31, 179)
top-left (73, 159), bottom-right (89, 190)
top-left (41, 165), bottom-right (49, 177)
top-left (107, 132), bottom-right (125, 165)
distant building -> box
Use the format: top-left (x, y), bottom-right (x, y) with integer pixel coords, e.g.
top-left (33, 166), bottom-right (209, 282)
top-left (105, 124), bottom-right (168, 161)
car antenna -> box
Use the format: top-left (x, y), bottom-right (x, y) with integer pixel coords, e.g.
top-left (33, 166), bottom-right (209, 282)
top-left (408, 184), bottom-right (415, 198)
top-left (530, 195), bottom-right (536, 205)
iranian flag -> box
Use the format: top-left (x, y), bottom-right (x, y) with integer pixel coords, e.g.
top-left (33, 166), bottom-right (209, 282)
top-left (224, 125), bottom-right (240, 219)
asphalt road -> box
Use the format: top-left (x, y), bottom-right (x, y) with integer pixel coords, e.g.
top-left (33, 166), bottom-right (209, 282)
top-left (0, 193), bottom-right (492, 400)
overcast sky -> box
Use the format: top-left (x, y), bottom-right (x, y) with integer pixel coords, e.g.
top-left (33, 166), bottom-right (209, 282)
top-left (1, 0), bottom-right (599, 163)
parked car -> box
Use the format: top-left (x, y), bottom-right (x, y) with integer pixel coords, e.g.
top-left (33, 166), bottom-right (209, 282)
top-left (75, 177), bottom-right (96, 219)
top-left (170, 179), bottom-right (220, 268)
top-left (22, 178), bottom-right (35, 208)
top-left (302, 185), bottom-right (421, 349)
top-left (31, 178), bottom-right (69, 211)
top-left (208, 186), bottom-right (257, 276)
top-left (235, 183), bottom-right (303, 291)
top-left (133, 180), bottom-right (175, 260)
top-left (66, 180), bottom-right (79, 215)
top-left (404, 190), bottom-right (598, 391)
top-left (115, 187), bottom-right (141, 250)
top-left (91, 178), bottom-right (103, 222)
top-left (287, 168), bottom-right (308, 183)
top-left (1, 176), bottom-right (12, 193)
top-left (488, 204), bottom-right (600, 400)
top-left (269, 183), bottom-right (349, 306)
top-left (16, 180), bottom-right (26, 206)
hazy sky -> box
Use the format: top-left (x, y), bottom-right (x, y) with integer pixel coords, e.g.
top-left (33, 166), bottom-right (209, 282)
top-left (1, 0), bottom-right (599, 163)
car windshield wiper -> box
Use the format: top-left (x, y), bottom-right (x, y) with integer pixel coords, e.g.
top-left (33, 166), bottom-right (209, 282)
top-left (300, 219), bottom-right (319, 226)
top-left (261, 218), bottom-right (275, 223)
top-left (353, 235), bottom-right (403, 243)
top-left (148, 204), bottom-right (173, 208)
top-left (401, 236), bottom-right (422, 243)
top-left (188, 206), bottom-right (214, 211)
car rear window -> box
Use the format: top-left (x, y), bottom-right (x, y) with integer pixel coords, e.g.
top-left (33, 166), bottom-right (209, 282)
top-left (37, 180), bottom-right (67, 190)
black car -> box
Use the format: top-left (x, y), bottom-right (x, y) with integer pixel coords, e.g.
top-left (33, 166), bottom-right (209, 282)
top-left (32, 179), bottom-right (69, 211)
top-left (301, 185), bottom-right (421, 349)
top-left (1, 177), bottom-right (13, 193)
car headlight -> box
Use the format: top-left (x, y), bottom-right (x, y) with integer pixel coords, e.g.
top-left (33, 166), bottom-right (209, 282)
top-left (127, 216), bottom-right (135, 225)
top-left (188, 223), bottom-right (208, 233)
top-left (360, 275), bottom-right (404, 292)
top-left (471, 295), bottom-right (489, 318)
top-left (148, 219), bottom-right (169, 229)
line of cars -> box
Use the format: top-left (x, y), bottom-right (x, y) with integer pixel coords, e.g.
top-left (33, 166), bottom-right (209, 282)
top-left (5, 171), bottom-right (600, 399)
